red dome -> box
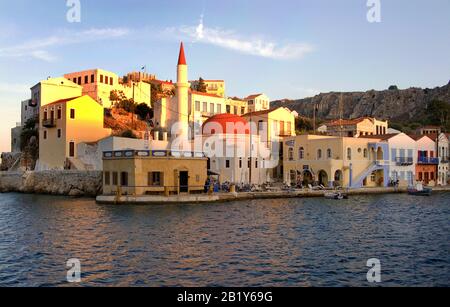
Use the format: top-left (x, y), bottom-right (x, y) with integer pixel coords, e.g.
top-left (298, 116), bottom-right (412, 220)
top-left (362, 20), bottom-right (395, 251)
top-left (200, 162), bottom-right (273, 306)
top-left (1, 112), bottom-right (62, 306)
top-left (202, 114), bottom-right (250, 135)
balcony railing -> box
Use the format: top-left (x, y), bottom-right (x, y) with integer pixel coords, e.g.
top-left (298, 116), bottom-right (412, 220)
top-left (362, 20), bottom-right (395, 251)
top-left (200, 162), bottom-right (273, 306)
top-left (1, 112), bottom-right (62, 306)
top-left (395, 157), bottom-right (414, 166)
top-left (417, 156), bottom-right (439, 165)
top-left (103, 150), bottom-right (206, 159)
top-left (42, 119), bottom-right (56, 128)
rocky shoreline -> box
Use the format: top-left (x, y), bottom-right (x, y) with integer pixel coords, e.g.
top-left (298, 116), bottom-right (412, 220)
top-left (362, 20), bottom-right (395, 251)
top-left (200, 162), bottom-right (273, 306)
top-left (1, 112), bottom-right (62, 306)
top-left (0, 170), bottom-right (102, 197)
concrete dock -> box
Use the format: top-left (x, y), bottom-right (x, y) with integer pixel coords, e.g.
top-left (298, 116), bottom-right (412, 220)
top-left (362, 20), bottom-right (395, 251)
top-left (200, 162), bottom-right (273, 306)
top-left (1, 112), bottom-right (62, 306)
top-left (95, 186), bottom-right (450, 205)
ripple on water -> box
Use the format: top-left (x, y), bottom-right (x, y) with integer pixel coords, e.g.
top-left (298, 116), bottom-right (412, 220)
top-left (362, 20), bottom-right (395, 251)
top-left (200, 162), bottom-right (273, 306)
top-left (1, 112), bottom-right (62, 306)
top-left (0, 192), bottom-right (449, 286)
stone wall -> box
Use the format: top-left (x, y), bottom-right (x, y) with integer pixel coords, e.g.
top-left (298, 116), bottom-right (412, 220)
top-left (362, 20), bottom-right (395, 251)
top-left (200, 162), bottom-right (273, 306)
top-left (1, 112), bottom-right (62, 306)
top-left (0, 170), bottom-right (102, 197)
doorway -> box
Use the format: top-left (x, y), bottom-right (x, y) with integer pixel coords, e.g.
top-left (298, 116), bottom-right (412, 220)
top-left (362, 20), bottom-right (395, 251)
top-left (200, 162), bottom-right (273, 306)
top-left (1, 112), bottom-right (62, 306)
top-left (179, 171), bottom-right (189, 193)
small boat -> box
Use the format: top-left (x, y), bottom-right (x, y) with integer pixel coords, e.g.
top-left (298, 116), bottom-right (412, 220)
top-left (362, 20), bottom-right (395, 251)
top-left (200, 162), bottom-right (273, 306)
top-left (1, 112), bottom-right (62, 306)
top-left (324, 192), bottom-right (348, 200)
top-left (408, 183), bottom-right (432, 196)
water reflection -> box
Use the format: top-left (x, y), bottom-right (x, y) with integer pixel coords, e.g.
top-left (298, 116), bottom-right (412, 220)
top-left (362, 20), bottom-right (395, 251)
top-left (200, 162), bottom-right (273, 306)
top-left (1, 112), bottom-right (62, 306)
top-left (0, 192), bottom-right (449, 286)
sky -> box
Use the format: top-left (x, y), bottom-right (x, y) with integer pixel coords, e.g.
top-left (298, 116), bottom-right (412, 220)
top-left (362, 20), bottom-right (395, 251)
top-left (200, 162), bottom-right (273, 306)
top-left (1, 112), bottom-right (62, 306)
top-left (0, 0), bottom-right (449, 153)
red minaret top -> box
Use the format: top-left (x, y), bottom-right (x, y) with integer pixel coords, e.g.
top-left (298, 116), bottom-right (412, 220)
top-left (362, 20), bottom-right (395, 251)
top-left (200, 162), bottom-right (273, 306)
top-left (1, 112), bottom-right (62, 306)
top-left (177, 42), bottom-right (187, 65)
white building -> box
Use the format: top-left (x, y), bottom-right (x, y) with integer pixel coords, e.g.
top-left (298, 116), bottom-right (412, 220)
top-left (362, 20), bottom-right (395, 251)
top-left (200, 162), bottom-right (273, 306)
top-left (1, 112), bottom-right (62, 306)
top-left (381, 133), bottom-right (417, 186)
top-left (77, 136), bottom-right (169, 170)
top-left (245, 94), bottom-right (270, 113)
top-left (202, 114), bottom-right (271, 184)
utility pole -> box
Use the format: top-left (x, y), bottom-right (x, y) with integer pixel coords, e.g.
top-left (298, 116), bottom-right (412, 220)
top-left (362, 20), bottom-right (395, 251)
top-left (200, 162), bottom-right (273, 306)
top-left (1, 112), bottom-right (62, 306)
top-left (313, 104), bottom-right (316, 133)
top-left (132, 83), bottom-right (135, 125)
top-left (249, 112), bottom-right (252, 185)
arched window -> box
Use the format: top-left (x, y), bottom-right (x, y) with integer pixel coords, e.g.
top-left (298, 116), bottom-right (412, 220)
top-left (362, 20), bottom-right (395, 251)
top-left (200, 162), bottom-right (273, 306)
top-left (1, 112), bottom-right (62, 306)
top-left (363, 148), bottom-right (368, 158)
top-left (317, 149), bottom-right (322, 159)
top-left (288, 148), bottom-right (294, 161)
top-left (299, 147), bottom-right (305, 160)
top-left (327, 148), bottom-right (332, 159)
top-left (347, 148), bottom-right (352, 160)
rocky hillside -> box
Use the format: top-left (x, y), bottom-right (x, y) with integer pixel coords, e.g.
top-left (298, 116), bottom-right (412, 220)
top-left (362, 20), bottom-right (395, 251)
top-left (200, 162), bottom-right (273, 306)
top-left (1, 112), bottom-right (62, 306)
top-left (104, 108), bottom-right (148, 138)
top-left (272, 82), bottom-right (450, 123)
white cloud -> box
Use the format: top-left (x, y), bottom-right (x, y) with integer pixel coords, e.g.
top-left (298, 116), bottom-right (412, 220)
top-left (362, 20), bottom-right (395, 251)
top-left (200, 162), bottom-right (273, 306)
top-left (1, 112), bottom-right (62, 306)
top-left (0, 28), bottom-right (130, 62)
top-left (170, 16), bottom-right (314, 60)
top-left (0, 82), bottom-right (30, 94)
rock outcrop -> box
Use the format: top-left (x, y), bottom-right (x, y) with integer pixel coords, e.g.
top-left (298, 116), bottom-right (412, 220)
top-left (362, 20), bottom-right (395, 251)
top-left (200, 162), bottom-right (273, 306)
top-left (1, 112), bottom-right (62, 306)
top-left (271, 83), bottom-right (450, 122)
top-left (0, 170), bottom-right (102, 197)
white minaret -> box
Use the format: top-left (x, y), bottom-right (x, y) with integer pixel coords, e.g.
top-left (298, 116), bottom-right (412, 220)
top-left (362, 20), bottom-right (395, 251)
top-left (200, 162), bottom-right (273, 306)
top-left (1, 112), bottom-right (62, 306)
top-left (176, 42), bottom-right (190, 138)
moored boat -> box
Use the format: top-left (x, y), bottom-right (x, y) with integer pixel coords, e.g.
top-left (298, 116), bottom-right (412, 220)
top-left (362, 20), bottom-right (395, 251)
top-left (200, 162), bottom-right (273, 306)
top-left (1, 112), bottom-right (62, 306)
top-left (324, 192), bottom-right (348, 200)
top-left (408, 183), bottom-right (432, 196)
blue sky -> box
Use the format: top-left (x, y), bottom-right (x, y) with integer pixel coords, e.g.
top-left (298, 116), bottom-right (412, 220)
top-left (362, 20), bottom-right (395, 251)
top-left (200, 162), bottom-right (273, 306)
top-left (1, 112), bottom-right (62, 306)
top-left (0, 0), bottom-right (449, 152)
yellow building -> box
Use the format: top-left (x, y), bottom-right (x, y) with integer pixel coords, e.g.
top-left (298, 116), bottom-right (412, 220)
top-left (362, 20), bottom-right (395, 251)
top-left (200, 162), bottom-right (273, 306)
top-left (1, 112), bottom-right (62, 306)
top-left (102, 149), bottom-right (208, 196)
top-left (38, 95), bottom-right (111, 170)
top-left (283, 134), bottom-right (389, 188)
top-left (190, 79), bottom-right (226, 98)
top-left (63, 69), bottom-right (151, 108)
top-left (225, 97), bottom-right (248, 115)
top-left (31, 77), bottom-right (82, 108)
top-left (243, 107), bottom-right (296, 144)
top-left (322, 117), bottom-right (389, 137)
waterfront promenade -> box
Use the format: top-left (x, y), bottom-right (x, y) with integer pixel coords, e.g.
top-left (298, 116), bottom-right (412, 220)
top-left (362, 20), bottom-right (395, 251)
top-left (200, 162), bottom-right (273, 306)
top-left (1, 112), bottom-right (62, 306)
top-left (96, 186), bottom-right (450, 205)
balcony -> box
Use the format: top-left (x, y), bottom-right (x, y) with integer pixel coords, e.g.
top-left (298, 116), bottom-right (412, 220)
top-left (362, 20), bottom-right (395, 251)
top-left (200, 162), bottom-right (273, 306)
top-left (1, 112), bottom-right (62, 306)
top-left (42, 119), bottom-right (56, 128)
top-left (395, 157), bottom-right (414, 166)
top-left (417, 156), bottom-right (439, 165)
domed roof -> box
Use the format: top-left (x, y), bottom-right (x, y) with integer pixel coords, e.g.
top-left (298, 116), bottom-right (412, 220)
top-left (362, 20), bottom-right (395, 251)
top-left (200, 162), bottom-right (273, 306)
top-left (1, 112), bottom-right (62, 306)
top-left (202, 113), bottom-right (250, 135)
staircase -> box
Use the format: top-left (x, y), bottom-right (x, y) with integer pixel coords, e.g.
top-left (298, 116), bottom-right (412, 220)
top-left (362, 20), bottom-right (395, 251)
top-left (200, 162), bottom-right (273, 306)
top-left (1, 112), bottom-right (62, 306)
top-left (352, 162), bottom-right (384, 188)
top-left (66, 158), bottom-right (95, 171)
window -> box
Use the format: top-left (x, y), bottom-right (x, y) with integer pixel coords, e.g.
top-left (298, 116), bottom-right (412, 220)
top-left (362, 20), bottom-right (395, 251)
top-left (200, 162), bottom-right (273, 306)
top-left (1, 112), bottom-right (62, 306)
top-left (255, 159), bottom-right (258, 168)
top-left (287, 122), bottom-right (292, 135)
top-left (241, 107), bottom-right (245, 115)
top-left (57, 109), bottom-right (62, 119)
top-left (43, 130), bottom-right (47, 139)
top-left (248, 158), bottom-right (251, 168)
top-left (364, 148), bottom-right (368, 158)
top-left (91, 74), bottom-right (95, 83)
top-left (347, 148), bottom-right (352, 160)
top-left (327, 149), bottom-right (332, 159)
top-left (225, 160), bottom-right (230, 168)
top-left (120, 172), bottom-right (128, 186)
top-left (391, 149), bottom-right (397, 162)
top-left (148, 172), bottom-right (163, 186)
top-left (112, 172), bottom-right (118, 185)
top-left (57, 129), bottom-right (61, 138)
top-left (234, 106), bottom-right (238, 114)
top-left (210, 103), bottom-right (214, 114)
top-left (100, 75), bottom-right (104, 83)
top-left (299, 147), bottom-right (305, 160)
top-left (84, 75), bottom-right (88, 84)
top-left (44, 111), bottom-right (48, 121)
top-left (202, 102), bottom-right (207, 112)
top-left (104, 172), bottom-right (110, 185)
top-left (288, 148), bottom-right (294, 161)
top-left (317, 149), bottom-right (322, 159)
top-left (195, 101), bottom-right (200, 112)
top-left (69, 142), bottom-right (75, 157)
top-left (217, 104), bottom-right (222, 114)
top-left (226, 105), bottom-right (231, 113)
top-left (110, 78), bottom-right (113, 86)
top-left (105, 76), bottom-right (109, 85)
top-left (239, 158), bottom-right (242, 169)
top-left (77, 77), bottom-right (81, 85)
top-left (70, 109), bottom-right (75, 119)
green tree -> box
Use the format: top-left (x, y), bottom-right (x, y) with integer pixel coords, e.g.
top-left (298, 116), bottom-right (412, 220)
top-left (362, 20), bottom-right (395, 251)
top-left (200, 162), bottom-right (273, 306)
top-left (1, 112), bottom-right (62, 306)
top-left (196, 77), bottom-right (207, 93)
top-left (295, 117), bottom-right (313, 133)
top-left (426, 100), bottom-right (450, 130)
top-left (135, 103), bottom-right (153, 121)
top-left (120, 130), bottom-right (137, 139)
